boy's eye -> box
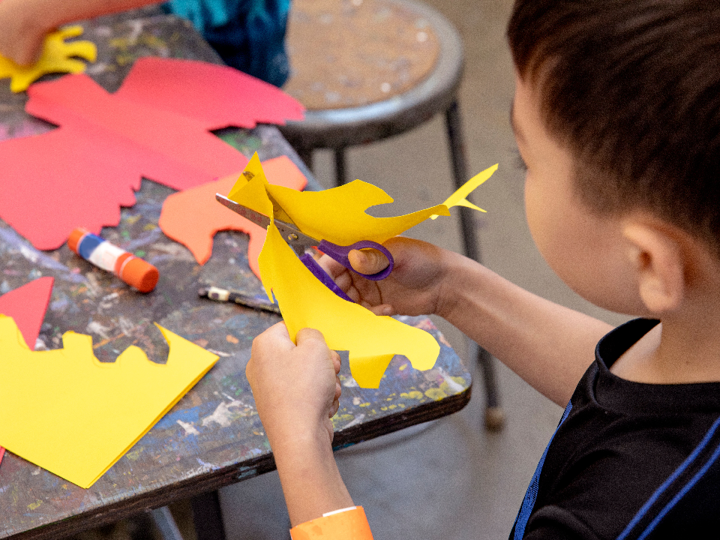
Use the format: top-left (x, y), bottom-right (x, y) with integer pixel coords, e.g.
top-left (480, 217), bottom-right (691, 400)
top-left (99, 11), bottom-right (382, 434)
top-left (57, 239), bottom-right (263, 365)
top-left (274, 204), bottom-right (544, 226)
top-left (513, 148), bottom-right (528, 172)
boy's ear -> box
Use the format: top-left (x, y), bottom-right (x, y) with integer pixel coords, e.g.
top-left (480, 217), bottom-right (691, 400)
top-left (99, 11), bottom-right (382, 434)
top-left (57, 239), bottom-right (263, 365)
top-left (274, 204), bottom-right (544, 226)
top-left (622, 222), bottom-right (685, 314)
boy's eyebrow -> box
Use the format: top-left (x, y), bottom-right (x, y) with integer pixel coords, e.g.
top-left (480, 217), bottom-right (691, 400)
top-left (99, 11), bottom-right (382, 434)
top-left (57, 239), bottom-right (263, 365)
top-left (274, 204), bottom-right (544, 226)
top-left (509, 99), bottom-right (525, 144)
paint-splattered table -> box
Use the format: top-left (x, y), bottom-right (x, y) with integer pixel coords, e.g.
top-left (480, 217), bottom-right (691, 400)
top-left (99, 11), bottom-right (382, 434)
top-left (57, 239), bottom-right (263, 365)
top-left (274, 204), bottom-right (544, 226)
top-left (0, 11), bottom-right (472, 540)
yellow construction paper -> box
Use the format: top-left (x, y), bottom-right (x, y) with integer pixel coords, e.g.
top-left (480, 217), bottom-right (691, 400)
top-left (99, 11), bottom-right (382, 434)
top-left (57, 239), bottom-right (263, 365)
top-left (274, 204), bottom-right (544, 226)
top-left (260, 222), bottom-right (439, 388)
top-left (229, 154), bottom-right (497, 387)
top-left (0, 26), bottom-right (97, 93)
top-left (0, 315), bottom-right (218, 488)
top-left (229, 155), bottom-right (497, 246)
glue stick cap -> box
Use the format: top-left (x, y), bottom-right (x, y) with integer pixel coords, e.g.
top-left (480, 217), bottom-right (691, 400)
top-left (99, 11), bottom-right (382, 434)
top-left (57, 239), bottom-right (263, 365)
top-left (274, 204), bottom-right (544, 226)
top-left (117, 255), bottom-right (159, 293)
top-left (67, 227), bottom-right (89, 254)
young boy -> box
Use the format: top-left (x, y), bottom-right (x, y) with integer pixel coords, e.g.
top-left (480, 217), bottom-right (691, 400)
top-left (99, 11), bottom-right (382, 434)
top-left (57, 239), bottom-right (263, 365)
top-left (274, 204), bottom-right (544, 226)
top-left (0, 0), bottom-right (290, 86)
top-left (247, 0), bottom-right (720, 538)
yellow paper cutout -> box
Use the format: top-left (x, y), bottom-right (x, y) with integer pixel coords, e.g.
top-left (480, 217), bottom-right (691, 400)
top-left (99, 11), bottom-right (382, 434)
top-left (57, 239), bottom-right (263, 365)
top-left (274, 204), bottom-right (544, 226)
top-left (260, 222), bottom-right (439, 388)
top-left (230, 160), bottom-right (447, 246)
top-left (0, 315), bottom-right (218, 488)
top-left (228, 154), bottom-right (496, 387)
top-left (229, 155), bottom-right (497, 246)
top-left (431, 165), bottom-right (496, 218)
top-left (0, 26), bottom-right (97, 93)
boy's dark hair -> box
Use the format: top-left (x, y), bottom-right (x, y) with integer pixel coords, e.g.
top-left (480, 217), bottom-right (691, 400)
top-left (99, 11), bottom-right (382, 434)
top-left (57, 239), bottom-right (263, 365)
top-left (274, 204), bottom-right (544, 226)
top-left (508, 0), bottom-right (720, 254)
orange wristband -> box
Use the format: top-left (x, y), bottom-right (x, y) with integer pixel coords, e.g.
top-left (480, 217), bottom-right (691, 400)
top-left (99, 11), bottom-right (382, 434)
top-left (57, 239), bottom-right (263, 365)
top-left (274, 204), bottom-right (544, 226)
top-left (290, 506), bottom-right (374, 540)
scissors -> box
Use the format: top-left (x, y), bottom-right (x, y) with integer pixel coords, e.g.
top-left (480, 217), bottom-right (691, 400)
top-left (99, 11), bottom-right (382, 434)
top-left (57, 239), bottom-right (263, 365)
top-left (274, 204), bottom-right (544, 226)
top-left (216, 194), bottom-right (394, 302)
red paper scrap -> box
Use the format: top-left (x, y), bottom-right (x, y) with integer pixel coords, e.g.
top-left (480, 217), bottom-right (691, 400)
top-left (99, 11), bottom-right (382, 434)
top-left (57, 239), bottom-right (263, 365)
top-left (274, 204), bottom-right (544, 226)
top-left (0, 58), bottom-right (305, 251)
top-left (159, 156), bottom-right (308, 276)
top-left (0, 276), bottom-right (54, 469)
top-left (0, 276), bottom-right (54, 349)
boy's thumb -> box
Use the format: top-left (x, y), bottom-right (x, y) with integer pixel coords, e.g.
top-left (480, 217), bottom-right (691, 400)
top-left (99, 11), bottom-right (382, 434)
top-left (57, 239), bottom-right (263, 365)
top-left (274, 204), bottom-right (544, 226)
top-left (348, 248), bottom-right (389, 275)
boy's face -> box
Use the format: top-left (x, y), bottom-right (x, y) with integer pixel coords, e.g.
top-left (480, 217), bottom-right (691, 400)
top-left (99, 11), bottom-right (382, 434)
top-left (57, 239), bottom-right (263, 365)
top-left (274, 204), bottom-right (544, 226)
top-left (511, 74), bottom-right (643, 314)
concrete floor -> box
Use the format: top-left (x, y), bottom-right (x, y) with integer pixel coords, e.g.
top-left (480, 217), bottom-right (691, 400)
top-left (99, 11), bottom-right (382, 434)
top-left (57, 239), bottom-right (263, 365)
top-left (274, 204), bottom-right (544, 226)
top-left (70, 1), bottom-right (631, 538)
top-left (218, 1), bottom-right (630, 539)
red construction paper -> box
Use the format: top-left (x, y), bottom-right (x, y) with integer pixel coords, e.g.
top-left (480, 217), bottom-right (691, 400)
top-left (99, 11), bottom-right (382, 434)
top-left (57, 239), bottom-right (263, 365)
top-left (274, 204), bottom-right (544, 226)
top-left (0, 276), bottom-right (54, 471)
top-left (0, 58), bottom-right (305, 251)
top-left (114, 57), bottom-right (305, 130)
top-left (0, 276), bottom-right (54, 350)
top-left (159, 156), bottom-right (308, 275)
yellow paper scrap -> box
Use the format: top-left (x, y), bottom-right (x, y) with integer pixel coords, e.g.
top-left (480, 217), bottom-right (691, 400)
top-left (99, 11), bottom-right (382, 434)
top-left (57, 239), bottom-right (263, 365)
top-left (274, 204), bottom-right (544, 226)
top-left (0, 26), bottom-right (97, 93)
top-left (260, 222), bottom-right (439, 388)
top-left (431, 164), bottom-right (497, 218)
top-left (0, 315), bottom-right (218, 488)
top-left (228, 153), bottom-right (497, 387)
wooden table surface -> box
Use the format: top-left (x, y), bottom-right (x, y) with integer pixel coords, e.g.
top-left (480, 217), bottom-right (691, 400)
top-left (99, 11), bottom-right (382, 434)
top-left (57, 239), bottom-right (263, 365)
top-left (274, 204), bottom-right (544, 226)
top-left (0, 11), bottom-right (472, 540)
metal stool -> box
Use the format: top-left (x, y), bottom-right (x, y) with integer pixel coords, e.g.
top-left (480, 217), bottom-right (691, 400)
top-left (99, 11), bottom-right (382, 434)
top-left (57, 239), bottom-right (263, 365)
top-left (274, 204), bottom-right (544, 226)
top-left (280, 0), bottom-right (504, 430)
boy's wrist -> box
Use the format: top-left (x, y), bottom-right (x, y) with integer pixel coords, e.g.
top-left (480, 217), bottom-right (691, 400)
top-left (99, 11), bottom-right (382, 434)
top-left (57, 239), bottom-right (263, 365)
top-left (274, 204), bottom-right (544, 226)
top-left (269, 423), bottom-right (354, 527)
top-left (434, 249), bottom-right (475, 320)
top-left (267, 420), bottom-right (333, 459)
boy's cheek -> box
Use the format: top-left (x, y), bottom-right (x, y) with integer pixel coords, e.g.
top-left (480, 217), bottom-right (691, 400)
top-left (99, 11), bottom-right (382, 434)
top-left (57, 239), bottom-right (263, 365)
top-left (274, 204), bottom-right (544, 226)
top-left (523, 175), bottom-right (558, 261)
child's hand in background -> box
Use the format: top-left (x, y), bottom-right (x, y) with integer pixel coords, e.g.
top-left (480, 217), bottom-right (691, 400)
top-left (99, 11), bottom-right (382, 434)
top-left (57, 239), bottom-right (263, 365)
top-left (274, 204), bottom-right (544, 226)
top-left (0, 0), bottom-right (48, 65)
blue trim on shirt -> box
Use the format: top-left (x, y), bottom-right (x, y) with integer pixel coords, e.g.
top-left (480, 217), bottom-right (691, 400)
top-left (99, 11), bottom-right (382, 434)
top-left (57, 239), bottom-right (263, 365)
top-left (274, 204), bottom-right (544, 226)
top-left (617, 415), bottom-right (720, 540)
top-left (513, 401), bottom-right (573, 540)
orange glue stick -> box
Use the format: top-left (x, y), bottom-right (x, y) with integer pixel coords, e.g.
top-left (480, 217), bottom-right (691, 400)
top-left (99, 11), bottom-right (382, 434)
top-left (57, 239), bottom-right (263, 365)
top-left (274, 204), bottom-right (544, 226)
top-left (68, 228), bottom-right (159, 293)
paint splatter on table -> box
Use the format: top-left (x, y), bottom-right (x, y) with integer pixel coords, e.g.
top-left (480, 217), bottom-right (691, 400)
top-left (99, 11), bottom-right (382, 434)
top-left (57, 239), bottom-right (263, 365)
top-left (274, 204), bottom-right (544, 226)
top-left (0, 11), bottom-right (471, 540)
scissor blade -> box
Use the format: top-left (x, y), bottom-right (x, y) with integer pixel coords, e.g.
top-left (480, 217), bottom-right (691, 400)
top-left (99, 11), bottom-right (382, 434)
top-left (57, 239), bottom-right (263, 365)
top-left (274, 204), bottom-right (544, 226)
top-left (215, 194), bottom-right (271, 229)
top-left (215, 193), bottom-right (318, 255)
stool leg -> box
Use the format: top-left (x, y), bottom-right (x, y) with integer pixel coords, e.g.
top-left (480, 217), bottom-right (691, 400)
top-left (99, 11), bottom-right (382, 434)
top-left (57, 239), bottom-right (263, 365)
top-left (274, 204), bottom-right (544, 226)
top-left (334, 147), bottom-right (347, 186)
top-left (190, 491), bottom-right (226, 540)
top-left (150, 506), bottom-right (185, 540)
top-left (297, 148), bottom-right (314, 172)
top-left (444, 99), bottom-right (505, 431)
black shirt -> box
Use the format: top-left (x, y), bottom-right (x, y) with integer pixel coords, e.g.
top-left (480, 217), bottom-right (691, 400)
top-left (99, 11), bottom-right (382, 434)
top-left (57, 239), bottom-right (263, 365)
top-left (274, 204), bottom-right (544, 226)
top-left (511, 318), bottom-right (720, 539)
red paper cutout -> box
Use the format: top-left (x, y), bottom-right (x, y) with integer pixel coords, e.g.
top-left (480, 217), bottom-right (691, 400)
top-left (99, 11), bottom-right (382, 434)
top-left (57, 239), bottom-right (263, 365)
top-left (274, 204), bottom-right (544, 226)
top-left (0, 276), bottom-right (54, 350)
top-left (0, 58), bottom-right (304, 251)
top-left (0, 276), bottom-right (54, 470)
top-left (159, 156), bottom-right (308, 276)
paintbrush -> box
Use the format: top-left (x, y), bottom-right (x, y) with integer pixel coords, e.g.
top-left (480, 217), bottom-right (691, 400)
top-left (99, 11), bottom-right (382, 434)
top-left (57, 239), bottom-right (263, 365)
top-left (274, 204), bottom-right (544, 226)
top-left (198, 286), bottom-right (281, 315)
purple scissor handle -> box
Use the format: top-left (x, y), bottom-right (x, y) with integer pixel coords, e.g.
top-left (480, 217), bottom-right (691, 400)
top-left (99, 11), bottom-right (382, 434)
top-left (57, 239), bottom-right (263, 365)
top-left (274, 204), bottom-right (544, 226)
top-left (299, 241), bottom-right (394, 303)
top-left (213, 194), bottom-right (394, 301)
top-left (300, 254), bottom-right (354, 302)
top-left (317, 240), bottom-right (394, 281)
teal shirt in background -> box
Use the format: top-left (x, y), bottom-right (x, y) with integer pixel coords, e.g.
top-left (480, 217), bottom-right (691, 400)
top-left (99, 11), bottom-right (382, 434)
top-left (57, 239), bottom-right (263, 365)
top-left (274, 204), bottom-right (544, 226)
top-left (163, 0), bottom-right (291, 87)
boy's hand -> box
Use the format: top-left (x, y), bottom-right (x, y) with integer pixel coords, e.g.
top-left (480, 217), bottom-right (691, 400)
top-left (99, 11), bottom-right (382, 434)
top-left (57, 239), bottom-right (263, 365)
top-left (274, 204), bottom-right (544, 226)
top-left (248, 324), bottom-right (355, 525)
top-left (247, 323), bottom-right (342, 447)
top-left (322, 236), bottom-right (451, 318)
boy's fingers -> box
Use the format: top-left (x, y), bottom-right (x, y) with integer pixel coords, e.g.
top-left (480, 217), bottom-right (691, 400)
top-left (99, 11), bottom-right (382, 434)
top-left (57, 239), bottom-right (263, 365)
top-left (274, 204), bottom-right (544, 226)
top-left (319, 255), bottom-right (348, 280)
top-left (256, 322), bottom-right (295, 351)
top-left (348, 248), bottom-right (389, 275)
top-left (334, 269), bottom-right (353, 292)
top-left (331, 351), bottom-right (342, 374)
top-left (368, 304), bottom-right (395, 316)
top-left (330, 397), bottom-right (340, 418)
top-left (295, 327), bottom-right (327, 348)
top-left (265, 321), bottom-right (291, 338)
top-left (334, 379), bottom-right (342, 401)
top-left (248, 323), bottom-right (293, 380)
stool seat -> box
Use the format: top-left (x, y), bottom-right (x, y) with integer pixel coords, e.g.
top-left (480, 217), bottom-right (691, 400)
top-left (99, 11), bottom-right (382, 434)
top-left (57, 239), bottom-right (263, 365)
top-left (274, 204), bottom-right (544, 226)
top-left (281, 0), bottom-right (463, 149)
